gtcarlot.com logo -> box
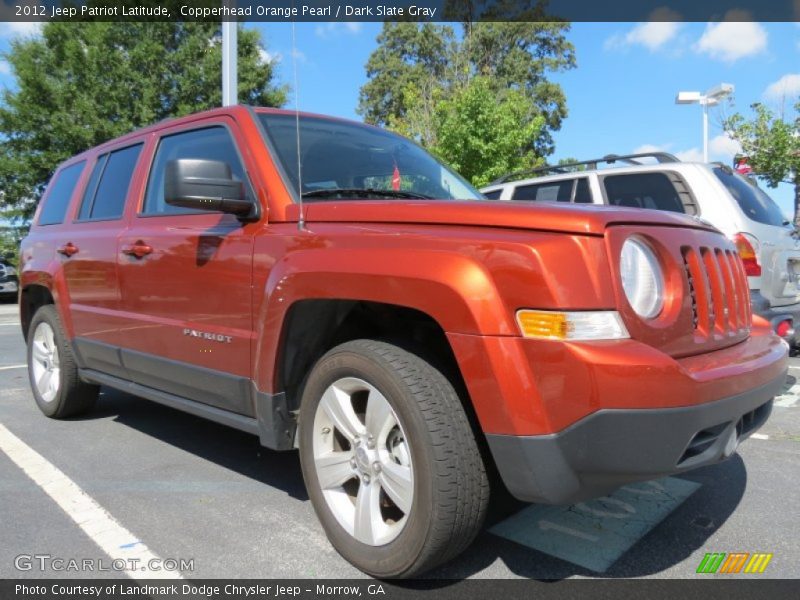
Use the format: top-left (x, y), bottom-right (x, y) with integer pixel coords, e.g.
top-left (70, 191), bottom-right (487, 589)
top-left (696, 552), bottom-right (773, 574)
top-left (14, 554), bottom-right (194, 573)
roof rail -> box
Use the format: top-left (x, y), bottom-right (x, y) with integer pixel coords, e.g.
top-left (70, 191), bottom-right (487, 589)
top-left (489, 152), bottom-right (682, 185)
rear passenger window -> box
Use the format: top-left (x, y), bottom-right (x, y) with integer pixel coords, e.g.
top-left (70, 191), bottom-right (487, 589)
top-left (512, 180), bottom-right (573, 202)
top-left (602, 173), bottom-right (685, 213)
top-left (78, 144), bottom-right (143, 221)
top-left (38, 162), bottom-right (86, 226)
top-left (143, 126), bottom-right (250, 215)
top-left (483, 189), bottom-right (502, 200)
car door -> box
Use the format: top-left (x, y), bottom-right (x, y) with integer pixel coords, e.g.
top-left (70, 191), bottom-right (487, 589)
top-left (57, 144), bottom-right (145, 376)
top-left (115, 119), bottom-right (259, 416)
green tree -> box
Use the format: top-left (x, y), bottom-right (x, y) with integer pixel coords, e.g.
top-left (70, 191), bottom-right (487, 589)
top-left (428, 76), bottom-right (546, 186)
top-left (358, 20), bottom-right (575, 183)
top-left (723, 102), bottom-right (800, 223)
top-left (0, 21), bottom-right (286, 219)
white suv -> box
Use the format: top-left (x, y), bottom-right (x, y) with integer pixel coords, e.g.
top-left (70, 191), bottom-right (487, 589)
top-left (482, 153), bottom-right (800, 344)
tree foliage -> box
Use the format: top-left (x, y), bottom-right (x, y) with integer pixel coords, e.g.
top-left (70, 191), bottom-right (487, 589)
top-left (723, 102), bottom-right (800, 222)
top-left (357, 20), bottom-right (575, 185)
top-left (0, 21), bottom-right (286, 220)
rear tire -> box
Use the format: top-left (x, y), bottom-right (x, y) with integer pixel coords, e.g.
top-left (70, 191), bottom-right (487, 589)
top-left (27, 305), bottom-right (98, 418)
top-left (298, 339), bottom-right (489, 578)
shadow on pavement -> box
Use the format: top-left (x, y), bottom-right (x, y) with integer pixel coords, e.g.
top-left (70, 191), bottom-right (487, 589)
top-left (85, 386), bottom-right (309, 501)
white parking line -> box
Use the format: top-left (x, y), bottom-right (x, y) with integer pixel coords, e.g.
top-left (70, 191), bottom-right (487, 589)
top-left (0, 364), bottom-right (26, 371)
top-left (0, 423), bottom-right (183, 580)
top-left (751, 433), bottom-right (770, 440)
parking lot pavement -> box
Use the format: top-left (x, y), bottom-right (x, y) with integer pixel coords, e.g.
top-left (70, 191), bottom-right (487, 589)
top-left (1, 299), bottom-right (798, 580)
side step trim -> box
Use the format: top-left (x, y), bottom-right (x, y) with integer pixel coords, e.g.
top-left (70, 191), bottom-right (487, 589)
top-left (79, 368), bottom-right (260, 436)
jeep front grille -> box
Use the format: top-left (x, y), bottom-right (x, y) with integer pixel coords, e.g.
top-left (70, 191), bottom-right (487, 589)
top-left (682, 246), bottom-right (752, 338)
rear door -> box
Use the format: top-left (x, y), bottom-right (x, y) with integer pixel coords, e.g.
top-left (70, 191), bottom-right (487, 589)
top-left (600, 172), bottom-right (690, 213)
top-left (59, 143), bottom-right (145, 374)
top-left (510, 178), bottom-right (595, 203)
top-left (115, 119), bottom-right (259, 416)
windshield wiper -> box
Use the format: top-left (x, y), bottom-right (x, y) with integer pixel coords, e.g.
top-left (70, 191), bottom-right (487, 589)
top-left (301, 188), bottom-right (432, 200)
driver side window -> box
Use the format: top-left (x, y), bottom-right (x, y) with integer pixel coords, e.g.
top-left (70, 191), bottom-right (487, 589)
top-left (143, 126), bottom-right (251, 215)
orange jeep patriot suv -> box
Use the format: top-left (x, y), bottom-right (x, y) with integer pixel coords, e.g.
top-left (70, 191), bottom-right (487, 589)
top-left (19, 106), bottom-right (787, 577)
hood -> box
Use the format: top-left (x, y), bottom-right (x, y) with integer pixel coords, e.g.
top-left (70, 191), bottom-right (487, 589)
top-left (295, 200), bottom-right (718, 236)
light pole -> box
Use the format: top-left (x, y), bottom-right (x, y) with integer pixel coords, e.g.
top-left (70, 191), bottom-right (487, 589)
top-left (675, 83), bottom-right (734, 162)
top-left (221, 1), bottom-right (237, 107)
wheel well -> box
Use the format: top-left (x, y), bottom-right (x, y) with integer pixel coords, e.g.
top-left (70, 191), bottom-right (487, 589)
top-left (277, 300), bottom-right (468, 413)
top-left (20, 285), bottom-right (54, 341)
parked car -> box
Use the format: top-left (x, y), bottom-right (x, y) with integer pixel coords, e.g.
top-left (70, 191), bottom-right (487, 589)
top-left (482, 153), bottom-right (800, 346)
top-left (19, 110), bottom-right (787, 578)
top-left (0, 256), bottom-right (19, 300)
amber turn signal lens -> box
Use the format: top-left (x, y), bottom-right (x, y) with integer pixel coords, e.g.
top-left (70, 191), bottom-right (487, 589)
top-left (516, 310), bottom-right (629, 341)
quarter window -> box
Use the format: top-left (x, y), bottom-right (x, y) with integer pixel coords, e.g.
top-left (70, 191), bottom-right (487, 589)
top-left (38, 162), bottom-right (86, 226)
top-left (77, 144), bottom-right (143, 221)
top-left (143, 126), bottom-right (250, 215)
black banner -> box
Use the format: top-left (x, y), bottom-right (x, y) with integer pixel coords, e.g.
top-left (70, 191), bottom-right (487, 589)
top-left (3, 580), bottom-right (800, 600)
top-left (0, 0), bottom-right (798, 23)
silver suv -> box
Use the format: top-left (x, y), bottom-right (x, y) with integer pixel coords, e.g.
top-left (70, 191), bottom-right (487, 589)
top-left (482, 153), bottom-right (800, 345)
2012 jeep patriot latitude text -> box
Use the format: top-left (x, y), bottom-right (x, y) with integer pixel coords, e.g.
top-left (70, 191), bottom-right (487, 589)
top-left (19, 106), bottom-right (787, 578)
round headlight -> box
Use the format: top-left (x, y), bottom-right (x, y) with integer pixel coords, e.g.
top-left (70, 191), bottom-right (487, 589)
top-left (620, 238), bottom-right (664, 319)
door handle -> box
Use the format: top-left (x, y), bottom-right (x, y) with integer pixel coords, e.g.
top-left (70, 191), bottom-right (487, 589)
top-left (57, 243), bottom-right (79, 257)
top-left (121, 241), bottom-right (153, 259)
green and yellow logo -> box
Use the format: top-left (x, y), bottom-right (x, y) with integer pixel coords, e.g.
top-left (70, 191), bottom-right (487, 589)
top-left (696, 552), bottom-right (773, 574)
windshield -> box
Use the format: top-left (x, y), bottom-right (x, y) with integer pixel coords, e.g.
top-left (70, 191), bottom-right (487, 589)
top-left (257, 113), bottom-right (483, 201)
top-left (713, 167), bottom-right (787, 227)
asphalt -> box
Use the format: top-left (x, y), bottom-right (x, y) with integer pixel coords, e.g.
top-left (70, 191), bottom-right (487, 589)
top-left (0, 299), bottom-right (798, 580)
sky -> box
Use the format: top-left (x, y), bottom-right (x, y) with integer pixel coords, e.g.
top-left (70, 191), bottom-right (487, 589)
top-left (1, 19), bottom-right (799, 214)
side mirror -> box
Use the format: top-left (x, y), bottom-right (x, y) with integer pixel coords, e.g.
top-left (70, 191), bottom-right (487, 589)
top-left (165, 159), bottom-right (253, 216)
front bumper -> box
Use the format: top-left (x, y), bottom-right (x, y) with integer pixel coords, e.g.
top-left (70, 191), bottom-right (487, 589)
top-left (750, 289), bottom-right (800, 346)
top-left (486, 374), bottom-right (783, 505)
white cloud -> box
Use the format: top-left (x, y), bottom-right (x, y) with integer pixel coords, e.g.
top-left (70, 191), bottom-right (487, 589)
top-left (0, 21), bottom-right (42, 39)
top-left (314, 22), bottom-right (362, 39)
top-left (675, 148), bottom-right (705, 163)
top-left (0, 61), bottom-right (9, 76)
top-left (695, 12), bottom-right (767, 62)
top-left (604, 8), bottom-right (682, 52)
top-left (709, 134), bottom-right (742, 160)
top-left (257, 47), bottom-right (281, 65)
top-left (634, 143), bottom-right (668, 154)
top-left (763, 73), bottom-right (800, 103)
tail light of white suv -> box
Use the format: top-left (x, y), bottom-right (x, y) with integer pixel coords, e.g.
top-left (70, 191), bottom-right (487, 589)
top-left (733, 232), bottom-right (761, 277)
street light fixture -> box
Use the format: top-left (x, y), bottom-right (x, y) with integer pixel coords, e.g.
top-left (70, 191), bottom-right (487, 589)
top-left (675, 83), bottom-right (734, 162)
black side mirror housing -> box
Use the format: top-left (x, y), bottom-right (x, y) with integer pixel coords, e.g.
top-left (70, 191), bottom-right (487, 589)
top-left (165, 159), bottom-right (254, 217)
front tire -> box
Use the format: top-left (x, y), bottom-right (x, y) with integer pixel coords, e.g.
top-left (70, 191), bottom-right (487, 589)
top-left (298, 339), bottom-right (489, 578)
top-left (27, 305), bottom-right (98, 418)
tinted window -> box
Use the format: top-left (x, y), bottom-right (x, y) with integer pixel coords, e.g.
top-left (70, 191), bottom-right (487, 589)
top-left (603, 173), bottom-right (684, 213)
top-left (258, 113), bottom-right (482, 201)
top-left (713, 167), bottom-right (786, 227)
top-left (144, 127), bottom-right (250, 215)
top-left (38, 162), bottom-right (85, 225)
top-left (483, 189), bottom-right (502, 200)
top-left (81, 144), bottom-right (142, 220)
top-left (574, 178), bottom-right (592, 203)
top-left (512, 180), bottom-right (573, 202)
